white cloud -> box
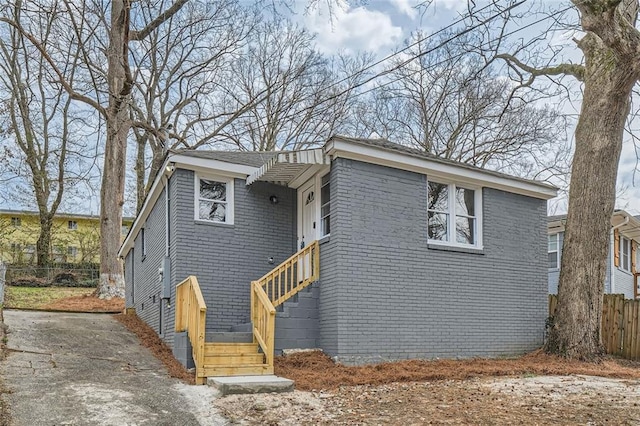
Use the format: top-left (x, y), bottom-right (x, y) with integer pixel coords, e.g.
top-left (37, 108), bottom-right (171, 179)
top-left (303, 3), bottom-right (403, 55)
top-left (390, 0), bottom-right (418, 19)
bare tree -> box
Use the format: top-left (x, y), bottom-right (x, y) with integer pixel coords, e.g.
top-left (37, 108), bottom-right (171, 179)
top-left (0, 0), bottom-right (188, 298)
top-left (487, 0), bottom-right (640, 360)
top-left (348, 30), bottom-right (570, 180)
top-left (221, 18), bottom-right (372, 152)
top-left (0, 2), bottom-right (95, 269)
top-left (128, 0), bottom-right (259, 210)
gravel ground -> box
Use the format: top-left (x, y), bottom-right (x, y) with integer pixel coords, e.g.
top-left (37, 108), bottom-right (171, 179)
top-left (215, 375), bottom-right (640, 425)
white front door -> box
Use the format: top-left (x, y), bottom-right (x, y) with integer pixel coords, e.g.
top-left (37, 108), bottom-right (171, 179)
top-left (299, 181), bottom-right (316, 281)
top-left (300, 183), bottom-right (316, 248)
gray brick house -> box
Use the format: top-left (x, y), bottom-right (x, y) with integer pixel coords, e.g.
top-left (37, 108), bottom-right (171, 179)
top-left (119, 136), bottom-right (557, 373)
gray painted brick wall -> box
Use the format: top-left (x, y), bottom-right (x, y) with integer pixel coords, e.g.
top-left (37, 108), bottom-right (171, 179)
top-left (127, 187), bottom-right (167, 336)
top-left (322, 158), bottom-right (548, 364)
top-left (171, 169), bottom-right (297, 333)
top-left (275, 283), bottom-right (320, 352)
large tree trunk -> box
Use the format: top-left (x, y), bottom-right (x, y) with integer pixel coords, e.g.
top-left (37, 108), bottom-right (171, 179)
top-left (36, 215), bottom-right (52, 269)
top-left (97, 0), bottom-right (132, 299)
top-left (545, 33), bottom-right (638, 360)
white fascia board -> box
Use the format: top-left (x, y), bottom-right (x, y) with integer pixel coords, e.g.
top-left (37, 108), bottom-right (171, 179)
top-left (325, 139), bottom-right (558, 200)
top-left (170, 154), bottom-right (258, 177)
top-left (118, 154), bottom-right (259, 258)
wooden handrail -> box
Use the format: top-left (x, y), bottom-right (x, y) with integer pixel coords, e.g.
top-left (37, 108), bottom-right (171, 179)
top-left (251, 281), bottom-right (276, 369)
top-left (255, 240), bottom-right (320, 307)
top-left (175, 276), bottom-right (207, 384)
top-left (250, 240), bottom-right (320, 371)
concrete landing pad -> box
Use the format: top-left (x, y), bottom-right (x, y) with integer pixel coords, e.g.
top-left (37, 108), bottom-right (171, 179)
top-left (208, 375), bottom-right (294, 396)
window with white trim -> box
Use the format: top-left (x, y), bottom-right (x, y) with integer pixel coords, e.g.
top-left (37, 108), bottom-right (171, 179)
top-left (195, 175), bottom-right (234, 224)
top-left (548, 233), bottom-right (561, 269)
top-left (621, 236), bottom-right (631, 272)
top-left (68, 220), bottom-right (78, 230)
top-left (320, 173), bottom-right (330, 237)
top-left (427, 181), bottom-right (480, 246)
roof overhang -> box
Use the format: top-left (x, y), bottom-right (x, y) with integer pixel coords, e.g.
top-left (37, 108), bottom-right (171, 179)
top-left (118, 153), bottom-right (259, 258)
top-left (325, 137), bottom-right (558, 200)
top-left (548, 210), bottom-right (640, 242)
top-left (246, 149), bottom-right (329, 188)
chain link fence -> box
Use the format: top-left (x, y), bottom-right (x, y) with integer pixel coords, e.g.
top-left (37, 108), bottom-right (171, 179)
top-left (5, 264), bottom-right (99, 288)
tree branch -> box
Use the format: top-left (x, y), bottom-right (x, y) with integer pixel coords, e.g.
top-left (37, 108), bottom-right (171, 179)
top-left (496, 53), bottom-right (585, 81)
top-left (129, 0), bottom-right (189, 41)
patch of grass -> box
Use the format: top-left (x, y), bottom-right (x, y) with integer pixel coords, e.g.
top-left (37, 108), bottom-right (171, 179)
top-left (4, 286), bottom-right (93, 310)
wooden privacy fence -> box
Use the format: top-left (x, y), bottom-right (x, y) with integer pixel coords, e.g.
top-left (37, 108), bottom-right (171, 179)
top-left (548, 294), bottom-right (640, 359)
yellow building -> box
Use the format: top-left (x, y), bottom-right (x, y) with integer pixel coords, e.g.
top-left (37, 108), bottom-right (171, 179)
top-left (0, 209), bottom-right (133, 264)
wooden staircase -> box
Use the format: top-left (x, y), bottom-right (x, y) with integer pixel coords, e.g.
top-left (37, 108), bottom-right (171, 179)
top-left (175, 241), bottom-right (319, 384)
top-left (203, 342), bottom-right (272, 377)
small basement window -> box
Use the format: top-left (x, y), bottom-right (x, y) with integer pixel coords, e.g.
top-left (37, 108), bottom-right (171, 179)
top-left (427, 180), bottom-right (481, 248)
top-left (195, 174), bottom-right (234, 224)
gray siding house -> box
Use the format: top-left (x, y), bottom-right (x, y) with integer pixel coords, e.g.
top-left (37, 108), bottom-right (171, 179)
top-left (548, 210), bottom-right (640, 299)
top-left (119, 136), bottom-right (557, 377)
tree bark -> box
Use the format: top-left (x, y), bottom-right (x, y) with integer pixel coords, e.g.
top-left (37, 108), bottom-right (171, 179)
top-left (36, 215), bottom-right (53, 269)
top-left (545, 32), bottom-right (638, 360)
top-left (97, 0), bottom-right (132, 299)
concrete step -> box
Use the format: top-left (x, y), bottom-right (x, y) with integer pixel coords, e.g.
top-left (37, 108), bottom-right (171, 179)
top-left (206, 332), bottom-right (253, 343)
top-left (229, 322), bottom-right (252, 333)
top-left (205, 342), bottom-right (259, 355)
top-left (207, 375), bottom-right (294, 396)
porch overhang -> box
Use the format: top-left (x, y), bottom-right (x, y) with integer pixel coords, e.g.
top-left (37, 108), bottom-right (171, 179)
top-left (246, 149), bottom-right (329, 188)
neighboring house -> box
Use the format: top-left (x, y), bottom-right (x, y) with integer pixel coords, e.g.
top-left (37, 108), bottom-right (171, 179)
top-left (0, 209), bottom-right (133, 264)
top-left (119, 136), bottom-right (557, 382)
top-left (548, 210), bottom-right (640, 299)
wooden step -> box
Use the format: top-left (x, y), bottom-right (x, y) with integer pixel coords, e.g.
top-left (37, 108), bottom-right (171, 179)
top-left (204, 353), bottom-right (265, 366)
top-left (203, 363), bottom-right (274, 377)
top-left (205, 342), bottom-right (259, 355)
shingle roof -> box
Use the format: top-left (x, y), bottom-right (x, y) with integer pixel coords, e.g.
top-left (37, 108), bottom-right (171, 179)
top-left (332, 136), bottom-right (557, 191)
top-left (175, 150), bottom-right (279, 168)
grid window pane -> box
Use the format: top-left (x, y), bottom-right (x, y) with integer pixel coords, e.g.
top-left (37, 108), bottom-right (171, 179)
top-left (455, 187), bottom-right (475, 216)
top-left (199, 200), bottom-right (226, 222)
top-left (200, 179), bottom-right (226, 201)
top-left (456, 216), bottom-right (475, 244)
top-left (428, 182), bottom-right (448, 212)
top-left (428, 212), bottom-right (448, 241)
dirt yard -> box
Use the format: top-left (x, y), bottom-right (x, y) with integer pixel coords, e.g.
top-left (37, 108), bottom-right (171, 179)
top-left (214, 351), bottom-right (640, 425)
top-left (25, 294), bottom-right (640, 425)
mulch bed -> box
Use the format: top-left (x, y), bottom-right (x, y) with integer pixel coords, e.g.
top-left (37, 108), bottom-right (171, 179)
top-left (275, 350), bottom-right (640, 391)
top-left (114, 313), bottom-right (195, 385)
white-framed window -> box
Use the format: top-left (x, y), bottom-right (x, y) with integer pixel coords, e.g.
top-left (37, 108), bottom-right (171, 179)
top-left (11, 217), bottom-right (21, 227)
top-left (427, 180), bottom-right (481, 247)
top-left (621, 236), bottom-right (631, 272)
top-left (320, 173), bottom-right (330, 237)
top-left (68, 220), bottom-right (78, 230)
top-left (195, 174), bottom-right (234, 224)
top-left (548, 233), bottom-right (560, 269)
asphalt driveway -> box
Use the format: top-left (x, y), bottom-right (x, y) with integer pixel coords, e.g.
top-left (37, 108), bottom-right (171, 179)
top-left (0, 310), bottom-right (225, 426)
